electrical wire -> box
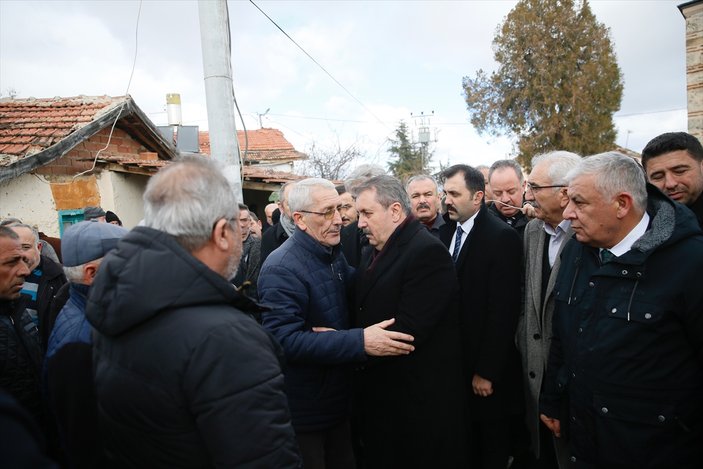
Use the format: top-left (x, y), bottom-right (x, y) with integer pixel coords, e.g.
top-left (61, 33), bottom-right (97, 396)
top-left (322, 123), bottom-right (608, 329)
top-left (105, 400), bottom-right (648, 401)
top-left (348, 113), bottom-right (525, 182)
top-left (248, 0), bottom-right (390, 132)
top-left (73, 0), bottom-right (142, 180)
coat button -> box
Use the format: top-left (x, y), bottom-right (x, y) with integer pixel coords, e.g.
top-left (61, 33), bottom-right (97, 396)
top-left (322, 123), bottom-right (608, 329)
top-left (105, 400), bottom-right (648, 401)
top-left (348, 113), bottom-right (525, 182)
top-left (571, 372), bottom-right (576, 378)
top-left (533, 333), bottom-right (541, 340)
top-left (644, 313), bottom-right (652, 319)
top-left (601, 407), bottom-right (608, 414)
top-left (611, 307), bottom-right (617, 314)
top-left (588, 281), bottom-right (595, 287)
top-left (570, 416), bottom-right (576, 422)
top-left (570, 456), bottom-right (577, 463)
top-left (578, 327), bottom-right (583, 334)
top-left (529, 371), bottom-right (536, 379)
top-left (658, 415), bottom-right (666, 422)
top-left (622, 270), bottom-right (628, 275)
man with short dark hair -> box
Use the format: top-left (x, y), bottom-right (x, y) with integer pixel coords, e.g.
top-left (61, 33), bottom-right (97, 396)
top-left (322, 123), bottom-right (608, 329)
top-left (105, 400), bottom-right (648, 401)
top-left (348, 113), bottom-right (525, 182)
top-left (352, 175), bottom-right (467, 468)
top-left (85, 157), bottom-right (300, 467)
top-left (335, 184), bottom-right (358, 227)
top-left (642, 131), bottom-right (703, 228)
top-left (406, 174), bottom-right (445, 237)
top-left (439, 164), bottom-right (524, 468)
top-left (262, 182), bottom-right (296, 262)
top-left (232, 203), bottom-right (262, 300)
top-left (488, 159), bottom-right (529, 238)
top-left (541, 152), bottom-right (703, 467)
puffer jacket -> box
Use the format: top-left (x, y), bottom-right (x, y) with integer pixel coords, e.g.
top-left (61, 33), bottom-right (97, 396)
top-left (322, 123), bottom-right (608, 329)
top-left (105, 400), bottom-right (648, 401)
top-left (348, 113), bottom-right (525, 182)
top-left (0, 296), bottom-right (44, 426)
top-left (258, 228), bottom-right (365, 432)
top-left (541, 185), bottom-right (703, 468)
top-left (85, 226), bottom-right (300, 468)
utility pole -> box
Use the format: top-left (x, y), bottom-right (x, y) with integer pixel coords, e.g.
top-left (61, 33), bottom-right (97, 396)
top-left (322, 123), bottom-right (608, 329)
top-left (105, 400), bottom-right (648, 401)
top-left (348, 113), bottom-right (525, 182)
top-left (410, 111), bottom-right (435, 172)
top-left (198, 0), bottom-right (243, 201)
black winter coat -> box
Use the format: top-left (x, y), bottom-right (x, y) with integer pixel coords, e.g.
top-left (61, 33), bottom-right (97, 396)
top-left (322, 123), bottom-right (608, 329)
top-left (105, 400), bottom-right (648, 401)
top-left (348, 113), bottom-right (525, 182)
top-left (439, 205), bottom-right (525, 421)
top-left (541, 186), bottom-right (703, 468)
top-left (354, 218), bottom-right (467, 468)
top-left (85, 227), bottom-right (300, 468)
top-left (0, 296), bottom-right (45, 431)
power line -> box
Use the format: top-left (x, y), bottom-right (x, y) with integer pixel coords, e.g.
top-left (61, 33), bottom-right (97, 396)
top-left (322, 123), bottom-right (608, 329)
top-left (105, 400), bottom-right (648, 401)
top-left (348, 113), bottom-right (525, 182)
top-left (248, 0), bottom-right (390, 131)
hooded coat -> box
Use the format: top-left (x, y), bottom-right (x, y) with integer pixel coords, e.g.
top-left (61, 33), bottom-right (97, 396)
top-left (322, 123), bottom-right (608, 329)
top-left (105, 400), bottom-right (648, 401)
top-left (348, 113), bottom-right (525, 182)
top-left (85, 227), bottom-right (300, 468)
top-left (541, 185), bottom-right (703, 468)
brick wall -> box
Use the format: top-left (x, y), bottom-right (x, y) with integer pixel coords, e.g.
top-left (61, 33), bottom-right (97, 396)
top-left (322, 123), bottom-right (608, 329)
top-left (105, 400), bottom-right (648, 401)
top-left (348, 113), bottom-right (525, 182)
top-left (682, 3), bottom-right (703, 142)
top-left (36, 127), bottom-right (148, 176)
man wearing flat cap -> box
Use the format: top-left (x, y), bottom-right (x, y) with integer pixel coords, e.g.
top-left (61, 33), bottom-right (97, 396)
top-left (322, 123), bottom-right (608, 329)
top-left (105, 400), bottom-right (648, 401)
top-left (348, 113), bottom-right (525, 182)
top-left (82, 206), bottom-right (106, 223)
top-left (44, 221), bottom-right (128, 469)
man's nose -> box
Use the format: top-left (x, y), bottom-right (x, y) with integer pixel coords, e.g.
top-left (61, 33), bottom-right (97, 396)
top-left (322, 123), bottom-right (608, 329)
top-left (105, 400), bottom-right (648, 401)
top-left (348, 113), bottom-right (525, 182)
top-left (664, 173), bottom-right (678, 189)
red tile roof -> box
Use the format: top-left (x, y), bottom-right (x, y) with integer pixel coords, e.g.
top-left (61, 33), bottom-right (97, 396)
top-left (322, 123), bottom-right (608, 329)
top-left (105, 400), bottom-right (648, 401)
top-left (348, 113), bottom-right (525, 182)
top-left (0, 96), bottom-right (127, 166)
top-left (198, 128), bottom-right (307, 162)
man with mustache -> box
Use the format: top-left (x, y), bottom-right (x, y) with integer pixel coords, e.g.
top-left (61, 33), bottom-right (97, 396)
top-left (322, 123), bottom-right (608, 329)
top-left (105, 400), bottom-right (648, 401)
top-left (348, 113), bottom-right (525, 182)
top-left (406, 174), bottom-right (445, 237)
top-left (352, 175), bottom-right (466, 468)
top-left (439, 164), bottom-right (524, 468)
top-left (488, 159), bottom-right (529, 239)
top-left (335, 184), bottom-right (358, 227)
top-left (0, 226), bottom-right (44, 431)
top-left (259, 178), bottom-right (414, 469)
top-left (518, 151), bottom-right (581, 468)
top-left (642, 131), bottom-right (703, 229)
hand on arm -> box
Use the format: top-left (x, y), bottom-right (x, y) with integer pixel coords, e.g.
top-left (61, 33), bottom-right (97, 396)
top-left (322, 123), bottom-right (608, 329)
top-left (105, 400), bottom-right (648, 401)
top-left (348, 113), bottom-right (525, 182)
top-left (472, 373), bottom-right (494, 397)
top-left (540, 414), bottom-right (561, 438)
top-left (363, 318), bottom-right (415, 356)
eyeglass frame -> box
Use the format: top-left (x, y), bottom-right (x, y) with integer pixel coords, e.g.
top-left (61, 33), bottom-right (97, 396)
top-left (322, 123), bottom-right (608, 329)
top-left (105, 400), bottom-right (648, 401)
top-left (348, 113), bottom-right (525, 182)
top-left (298, 206), bottom-right (342, 220)
top-left (525, 182), bottom-right (567, 193)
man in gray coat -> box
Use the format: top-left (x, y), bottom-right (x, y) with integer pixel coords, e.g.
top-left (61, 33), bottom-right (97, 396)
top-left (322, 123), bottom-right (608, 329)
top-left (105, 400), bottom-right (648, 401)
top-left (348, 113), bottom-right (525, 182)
top-left (518, 151), bottom-right (581, 468)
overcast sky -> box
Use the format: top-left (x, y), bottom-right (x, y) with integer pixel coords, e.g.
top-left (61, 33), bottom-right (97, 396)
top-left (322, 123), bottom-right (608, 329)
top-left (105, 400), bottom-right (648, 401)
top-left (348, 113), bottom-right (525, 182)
top-left (0, 0), bottom-right (689, 171)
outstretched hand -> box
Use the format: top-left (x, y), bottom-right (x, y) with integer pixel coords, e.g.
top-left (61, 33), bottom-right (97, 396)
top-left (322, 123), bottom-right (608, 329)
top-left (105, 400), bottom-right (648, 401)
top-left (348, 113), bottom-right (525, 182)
top-left (363, 318), bottom-right (415, 356)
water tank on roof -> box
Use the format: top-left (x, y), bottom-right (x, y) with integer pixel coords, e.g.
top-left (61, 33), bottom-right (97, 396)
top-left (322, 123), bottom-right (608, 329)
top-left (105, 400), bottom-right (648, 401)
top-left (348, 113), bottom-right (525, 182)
top-left (166, 93), bottom-right (182, 126)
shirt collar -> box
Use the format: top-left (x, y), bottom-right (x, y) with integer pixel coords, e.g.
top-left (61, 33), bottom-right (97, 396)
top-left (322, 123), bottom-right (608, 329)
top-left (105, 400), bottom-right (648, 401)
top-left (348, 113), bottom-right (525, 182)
top-left (608, 212), bottom-right (650, 257)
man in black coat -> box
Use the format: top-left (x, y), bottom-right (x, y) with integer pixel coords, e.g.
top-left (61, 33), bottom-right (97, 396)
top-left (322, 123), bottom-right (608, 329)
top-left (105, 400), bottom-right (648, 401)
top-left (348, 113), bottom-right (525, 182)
top-left (261, 182), bottom-right (296, 263)
top-left (352, 175), bottom-right (467, 469)
top-left (487, 159), bottom-right (529, 239)
top-left (85, 157), bottom-right (300, 468)
top-left (540, 152), bottom-right (703, 467)
top-left (439, 164), bottom-right (524, 469)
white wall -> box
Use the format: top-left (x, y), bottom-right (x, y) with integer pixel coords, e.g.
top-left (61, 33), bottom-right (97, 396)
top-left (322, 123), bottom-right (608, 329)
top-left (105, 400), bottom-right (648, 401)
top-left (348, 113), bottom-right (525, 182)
top-left (0, 174), bottom-right (60, 236)
top-left (105, 171), bottom-right (149, 229)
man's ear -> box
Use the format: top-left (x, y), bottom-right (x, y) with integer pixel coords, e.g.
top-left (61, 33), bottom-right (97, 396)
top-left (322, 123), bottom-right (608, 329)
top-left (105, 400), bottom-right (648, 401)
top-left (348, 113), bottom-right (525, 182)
top-left (83, 262), bottom-right (99, 285)
top-left (615, 192), bottom-right (634, 219)
top-left (211, 218), bottom-right (231, 250)
top-left (390, 202), bottom-right (403, 222)
top-left (37, 242), bottom-right (43, 253)
top-left (292, 212), bottom-right (307, 231)
top-left (558, 187), bottom-right (570, 209)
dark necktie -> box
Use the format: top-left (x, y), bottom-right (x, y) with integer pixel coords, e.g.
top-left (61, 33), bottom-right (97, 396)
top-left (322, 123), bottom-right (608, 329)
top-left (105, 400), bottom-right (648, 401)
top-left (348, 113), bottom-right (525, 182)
top-left (452, 225), bottom-right (464, 263)
top-left (600, 248), bottom-right (615, 264)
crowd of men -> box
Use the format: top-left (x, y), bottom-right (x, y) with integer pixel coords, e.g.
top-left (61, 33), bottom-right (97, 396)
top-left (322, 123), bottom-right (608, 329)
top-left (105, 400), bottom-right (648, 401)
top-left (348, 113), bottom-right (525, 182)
top-left (1, 131), bottom-right (702, 468)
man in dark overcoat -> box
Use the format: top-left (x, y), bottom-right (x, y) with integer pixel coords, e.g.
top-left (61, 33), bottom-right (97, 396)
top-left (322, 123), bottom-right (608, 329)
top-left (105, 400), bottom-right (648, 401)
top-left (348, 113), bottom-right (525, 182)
top-left (439, 164), bottom-right (524, 469)
top-left (352, 175), bottom-right (467, 468)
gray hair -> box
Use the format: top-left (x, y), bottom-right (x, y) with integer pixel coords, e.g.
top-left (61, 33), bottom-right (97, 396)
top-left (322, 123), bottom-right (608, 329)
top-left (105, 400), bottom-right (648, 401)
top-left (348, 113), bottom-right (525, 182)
top-left (489, 159), bottom-right (524, 184)
top-left (6, 223), bottom-right (39, 245)
top-left (143, 156), bottom-right (239, 252)
top-left (288, 178), bottom-right (337, 213)
top-left (405, 174), bottom-right (438, 192)
top-left (352, 175), bottom-right (411, 215)
top-left (63, 257), bottom-right (103, 284)
top-left (278, 181), bottom-right (295, 205)
top-left (0, 226), bottom-right (19, 241)
top-left (566, 152), bottom-right (647, 212)
top-left (344, 164), bottom-right (386, 193)
top-left (531, 151), bottom-right (582, 185)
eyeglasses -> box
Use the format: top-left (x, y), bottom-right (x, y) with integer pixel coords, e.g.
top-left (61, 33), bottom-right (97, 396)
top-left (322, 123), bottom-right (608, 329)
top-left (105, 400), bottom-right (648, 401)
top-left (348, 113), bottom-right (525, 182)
top-left (525, 182), bottom-right (566, 193)
top-left (299, 206), bottom-right (341, 220)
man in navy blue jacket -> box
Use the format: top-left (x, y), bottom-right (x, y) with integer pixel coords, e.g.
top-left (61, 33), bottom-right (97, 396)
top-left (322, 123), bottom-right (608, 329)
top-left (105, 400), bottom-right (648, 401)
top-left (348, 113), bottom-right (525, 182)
top-left (259, 178), bottom-right (415, 469)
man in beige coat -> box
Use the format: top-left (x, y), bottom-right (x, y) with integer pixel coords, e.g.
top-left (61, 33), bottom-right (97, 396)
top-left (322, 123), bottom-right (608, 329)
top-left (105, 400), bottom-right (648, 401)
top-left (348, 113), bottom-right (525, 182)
top-left (518, 151), bottom-right (580, 468)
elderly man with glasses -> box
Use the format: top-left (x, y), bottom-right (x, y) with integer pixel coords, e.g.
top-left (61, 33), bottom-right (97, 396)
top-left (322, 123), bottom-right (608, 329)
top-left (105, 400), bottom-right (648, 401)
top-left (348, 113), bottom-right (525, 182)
top-left (518, 151), bottom-right (581, 468)
top-left (258, 177), bottom-right (414, 469)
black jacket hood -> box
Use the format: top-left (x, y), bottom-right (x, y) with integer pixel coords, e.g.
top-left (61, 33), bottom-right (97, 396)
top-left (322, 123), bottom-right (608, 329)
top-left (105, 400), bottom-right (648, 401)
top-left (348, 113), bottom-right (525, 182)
top-left (86, 226), bottom-right (257, 337)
